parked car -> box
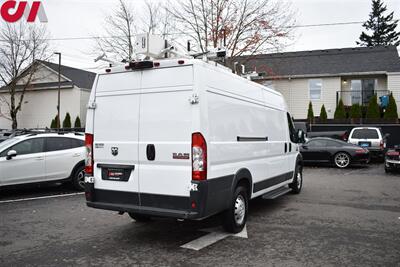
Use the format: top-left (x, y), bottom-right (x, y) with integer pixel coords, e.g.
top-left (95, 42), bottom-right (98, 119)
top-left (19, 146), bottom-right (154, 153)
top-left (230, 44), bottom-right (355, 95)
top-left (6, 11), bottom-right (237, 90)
top-left (348, 127), bottom-right (387, 160)
top-left (84, 58), bottom-right (305, 233)
top-left (0, 132), bottom-right (86, 190)
top-left (385, 145), bottom-right (400, 173)
top-left (300, 137), bottom-right (370, 168)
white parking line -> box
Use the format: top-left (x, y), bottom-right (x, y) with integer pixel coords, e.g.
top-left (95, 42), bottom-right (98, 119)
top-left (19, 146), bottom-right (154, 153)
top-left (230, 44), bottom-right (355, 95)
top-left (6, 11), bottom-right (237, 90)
top-left (181, 225), bottom-right (248, 251)
top-left (0, 192), bottom-right (85, 204)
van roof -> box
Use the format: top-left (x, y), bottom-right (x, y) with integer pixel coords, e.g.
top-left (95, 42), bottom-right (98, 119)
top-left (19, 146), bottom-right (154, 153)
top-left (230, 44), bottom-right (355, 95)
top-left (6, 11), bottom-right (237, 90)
top-left (101, 58), bottom-right (283, 99)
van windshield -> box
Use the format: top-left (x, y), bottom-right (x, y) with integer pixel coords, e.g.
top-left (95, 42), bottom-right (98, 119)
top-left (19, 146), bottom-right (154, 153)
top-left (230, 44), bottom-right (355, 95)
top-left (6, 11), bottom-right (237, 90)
top-left (351, 129), bottom-right (379, 139)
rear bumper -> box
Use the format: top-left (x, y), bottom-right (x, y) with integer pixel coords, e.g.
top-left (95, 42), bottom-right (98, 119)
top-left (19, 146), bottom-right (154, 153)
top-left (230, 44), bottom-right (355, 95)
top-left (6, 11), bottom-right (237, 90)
top-left (87, 201), bottom-right (200, 219)
top-left (85, 175), bottom-right (234, 220)
top-left (366, 149), bottom-right (384, 157)
top-left (385, 159), bottom-right (400, 170)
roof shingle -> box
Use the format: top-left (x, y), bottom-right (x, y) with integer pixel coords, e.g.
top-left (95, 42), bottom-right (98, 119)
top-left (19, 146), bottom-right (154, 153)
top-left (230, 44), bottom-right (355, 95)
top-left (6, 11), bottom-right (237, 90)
top-left (239, 46), bottom-right (400, 79)
top-left (39, 60), bottom-right (96, 89)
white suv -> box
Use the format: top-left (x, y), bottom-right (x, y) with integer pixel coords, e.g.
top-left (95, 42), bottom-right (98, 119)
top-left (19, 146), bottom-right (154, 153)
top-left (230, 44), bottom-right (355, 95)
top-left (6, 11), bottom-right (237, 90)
top-left (0, 132), bottom-right (86, 190)
top-left (348, 127), bottom-right (386, 159)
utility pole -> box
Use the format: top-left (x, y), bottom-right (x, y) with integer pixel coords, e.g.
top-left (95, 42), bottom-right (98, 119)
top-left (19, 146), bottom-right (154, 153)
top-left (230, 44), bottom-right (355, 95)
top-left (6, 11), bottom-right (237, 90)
top-left (54, 52), bottom-right (61, 129)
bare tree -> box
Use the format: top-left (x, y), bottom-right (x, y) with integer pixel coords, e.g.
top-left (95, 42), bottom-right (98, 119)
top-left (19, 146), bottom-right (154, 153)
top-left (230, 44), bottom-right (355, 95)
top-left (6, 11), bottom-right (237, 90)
top-left (141, 0), bottom-right (175, 38)
top-left (0, 22), bottom-right (50, 129)
top-left (94, 0), bottom-right (136, 62)
top-left (168, 0), bottom-right (295, 59)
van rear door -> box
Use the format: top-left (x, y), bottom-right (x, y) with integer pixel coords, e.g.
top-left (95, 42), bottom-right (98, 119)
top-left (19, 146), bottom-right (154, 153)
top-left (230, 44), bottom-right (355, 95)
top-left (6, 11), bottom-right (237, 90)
top-left (138, 66), bottom-right (193, 203)
top-left (93, 72), bottom-right (141, 195)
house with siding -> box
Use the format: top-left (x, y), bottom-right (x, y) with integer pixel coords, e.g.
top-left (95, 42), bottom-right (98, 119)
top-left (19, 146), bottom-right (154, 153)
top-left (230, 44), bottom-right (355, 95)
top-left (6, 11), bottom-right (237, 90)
top-left (241, 46), bottom-right (400, 120)
top-left (0, 60), bottom-right (96, 129)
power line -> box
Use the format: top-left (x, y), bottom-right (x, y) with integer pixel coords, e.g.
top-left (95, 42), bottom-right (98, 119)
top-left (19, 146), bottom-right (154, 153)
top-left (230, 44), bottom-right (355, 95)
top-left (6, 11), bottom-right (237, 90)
top-left (0, 20), bottom-right (390, 43)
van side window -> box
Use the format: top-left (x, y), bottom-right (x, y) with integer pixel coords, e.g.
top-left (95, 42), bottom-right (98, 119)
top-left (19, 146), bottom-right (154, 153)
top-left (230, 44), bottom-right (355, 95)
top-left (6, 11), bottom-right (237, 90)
top-left (286, 113), bottom-right (296, 143)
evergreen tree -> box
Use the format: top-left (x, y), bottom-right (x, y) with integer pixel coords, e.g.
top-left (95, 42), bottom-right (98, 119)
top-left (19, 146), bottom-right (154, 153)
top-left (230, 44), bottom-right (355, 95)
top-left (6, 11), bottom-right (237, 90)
top-left (334, 99), bottom-right (346, 119)
top-left (307, 102), bottom-right (314, 123)
top-left (366, 95), bottom-right (381, 119)
top-left (357, 0), bottom-right (400, 46)
top-left (74, 116), bottom-right (82, 128)
top-left (63, 113), bottom-right (72, 128)
top-left (50, 118), bottom-right (57, 129)
top-left (350, 103), bottom-right (362, 119)
top-left (319, 104), bottom-right (328, 122)
top-left (384, 93), bottom-right (398, 119)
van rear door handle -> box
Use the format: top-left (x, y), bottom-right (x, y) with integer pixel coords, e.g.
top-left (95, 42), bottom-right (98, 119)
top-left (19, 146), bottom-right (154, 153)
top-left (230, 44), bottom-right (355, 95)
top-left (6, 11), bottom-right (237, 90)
top-left (146, 144), bottom-right (156, 161)
top-left (284, 143), bottom-right (288, 153)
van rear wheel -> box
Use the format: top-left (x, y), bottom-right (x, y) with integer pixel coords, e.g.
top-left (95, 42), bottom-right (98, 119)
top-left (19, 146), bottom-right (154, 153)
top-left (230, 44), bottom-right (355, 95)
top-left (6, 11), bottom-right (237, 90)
top-left (128, 213), bottom-right (151, 222)
top-left (223, 186), bottom-right (248, 233)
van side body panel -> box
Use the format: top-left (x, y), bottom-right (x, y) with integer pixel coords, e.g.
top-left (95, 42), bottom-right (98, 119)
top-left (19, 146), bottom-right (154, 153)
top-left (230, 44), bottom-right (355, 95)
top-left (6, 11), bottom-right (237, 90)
top-left (85, 60), bottom-right (298, 220)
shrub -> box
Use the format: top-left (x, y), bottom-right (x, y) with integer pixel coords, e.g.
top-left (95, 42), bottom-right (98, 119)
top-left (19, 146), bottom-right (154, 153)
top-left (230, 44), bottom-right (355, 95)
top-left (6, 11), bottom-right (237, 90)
top-left (307, 101), bottom-right (314, 123)
top-left (350, 103), bottom-right (362, 119)
top-left (63, 112), bottom-right (72, 128)
top-left (334, 99), bottom-right (346, 119)
top-left (319, 104), bottom-right (328, 122)
top-left (383, 93), bottom-right (398, 119)
top-left (74, 116), bottom-right (82, 128)
top-left (366, 95), bottom-right (380, 119)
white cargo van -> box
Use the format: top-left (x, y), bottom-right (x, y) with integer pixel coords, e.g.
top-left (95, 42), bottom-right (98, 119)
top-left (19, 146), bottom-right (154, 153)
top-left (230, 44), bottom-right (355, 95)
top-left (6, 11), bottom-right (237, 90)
top-left (84, 59), bottom-right (304, 233)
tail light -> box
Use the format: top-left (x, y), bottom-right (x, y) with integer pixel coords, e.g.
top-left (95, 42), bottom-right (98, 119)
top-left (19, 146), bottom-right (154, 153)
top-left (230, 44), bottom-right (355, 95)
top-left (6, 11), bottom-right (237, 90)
top-left (192, 133), bottom-right (207, 181)
top-left (380, 140), bottom-right (384, 150)
top-left (85, 133), bottom-right (94, 175)
top-left (355, 149), bottom-right (367, 154)
top-left (387, 151), bottom-right (400, 156)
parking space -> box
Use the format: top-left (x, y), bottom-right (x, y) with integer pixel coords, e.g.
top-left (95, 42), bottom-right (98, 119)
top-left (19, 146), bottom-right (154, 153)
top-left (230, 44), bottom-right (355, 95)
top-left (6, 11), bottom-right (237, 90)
top-left (0, 164), bottom-right (399, 266)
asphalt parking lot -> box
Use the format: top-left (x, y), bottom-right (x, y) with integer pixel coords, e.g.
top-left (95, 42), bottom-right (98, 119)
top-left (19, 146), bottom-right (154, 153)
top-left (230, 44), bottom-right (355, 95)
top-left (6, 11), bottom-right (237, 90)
top-left (0, 164), bottom-right (399, 267)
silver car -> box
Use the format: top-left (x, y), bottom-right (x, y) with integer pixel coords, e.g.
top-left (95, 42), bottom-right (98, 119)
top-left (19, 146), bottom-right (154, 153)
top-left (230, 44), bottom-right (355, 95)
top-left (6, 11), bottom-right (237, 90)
top-left (348, 127), bottom-right (386, 159)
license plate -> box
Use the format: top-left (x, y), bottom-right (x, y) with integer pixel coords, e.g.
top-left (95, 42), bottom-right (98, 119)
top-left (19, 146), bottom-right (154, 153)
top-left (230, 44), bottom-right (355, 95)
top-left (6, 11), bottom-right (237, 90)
top-left (360, 142), bottom-right (370, 147)
top-left (107, 169), bottom-right (125, 180)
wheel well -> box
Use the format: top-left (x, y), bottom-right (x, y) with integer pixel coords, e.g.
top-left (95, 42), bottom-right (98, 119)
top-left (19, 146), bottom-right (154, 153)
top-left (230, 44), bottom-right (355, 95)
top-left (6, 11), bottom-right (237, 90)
top-left (70, 160), bottom-right (85, 179)
top-left (233, 168), bottom-right (253, 198)
top-left (237, 179), bottom-right (251, 198)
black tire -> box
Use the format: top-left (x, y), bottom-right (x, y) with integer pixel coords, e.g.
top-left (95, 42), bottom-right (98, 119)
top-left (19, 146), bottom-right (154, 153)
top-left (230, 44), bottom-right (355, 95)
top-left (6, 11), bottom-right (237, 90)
top-left (72, 165), bottom-right (85, 191)
top-left (385, 166), bottom-right (391, 173)
top-left (223, 185), bottom-right (248, 233)
top-left (289, 164), bottom-right (303, 194)
top-left (334, 152), bottom-right (351, 168)
top-left (128, 213), bottom-right (152, 222)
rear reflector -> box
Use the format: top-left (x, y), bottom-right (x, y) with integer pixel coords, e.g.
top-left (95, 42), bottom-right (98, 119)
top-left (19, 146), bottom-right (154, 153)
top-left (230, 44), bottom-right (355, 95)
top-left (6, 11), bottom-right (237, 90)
top-left (387, 151), bottom-right (400, 156)
top-left (85, 133), bottom-right (94, 175)
top-left (355, 149), bottom-right (367, 154)
top-left (192, 133), bottom-right (207, 181)
top-left (178, 60), bottom-right (185, 65)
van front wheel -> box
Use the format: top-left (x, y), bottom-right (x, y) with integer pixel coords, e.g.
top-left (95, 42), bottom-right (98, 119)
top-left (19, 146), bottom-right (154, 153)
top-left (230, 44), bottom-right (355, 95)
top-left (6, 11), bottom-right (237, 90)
top-left (223, 186), bottom-right (248, 233)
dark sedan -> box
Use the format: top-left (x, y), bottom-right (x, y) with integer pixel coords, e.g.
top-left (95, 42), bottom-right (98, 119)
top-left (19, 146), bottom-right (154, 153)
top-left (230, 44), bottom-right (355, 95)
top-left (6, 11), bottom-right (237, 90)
top-left (385, 146), bottom-right (400, 173)
top-left (300, 137), bottom-right (370, 168)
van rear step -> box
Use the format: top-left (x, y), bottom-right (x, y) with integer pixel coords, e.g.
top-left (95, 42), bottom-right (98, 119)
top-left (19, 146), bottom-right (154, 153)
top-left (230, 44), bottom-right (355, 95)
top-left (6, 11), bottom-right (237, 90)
top-left (261, 186), bottom-right (292, 200)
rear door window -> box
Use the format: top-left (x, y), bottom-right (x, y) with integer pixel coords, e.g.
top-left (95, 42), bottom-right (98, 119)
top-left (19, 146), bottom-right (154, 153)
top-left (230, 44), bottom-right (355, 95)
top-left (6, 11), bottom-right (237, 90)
top-left (46, 137), bottom-right (74, 152)
top-left (351, 129), bottom-right (379, 139)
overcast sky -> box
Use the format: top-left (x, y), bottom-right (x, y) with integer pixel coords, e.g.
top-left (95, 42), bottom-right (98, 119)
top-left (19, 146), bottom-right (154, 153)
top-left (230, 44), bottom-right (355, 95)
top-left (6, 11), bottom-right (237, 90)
top-left (41, 0), bottom-right (400, 71)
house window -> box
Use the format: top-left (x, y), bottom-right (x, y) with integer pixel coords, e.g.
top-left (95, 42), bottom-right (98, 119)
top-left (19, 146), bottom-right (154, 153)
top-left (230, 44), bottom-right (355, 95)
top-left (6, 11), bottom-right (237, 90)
top-left (309, 79), bottom-right (322, 100)
top-left (351, 79), bottom-right (376, 105)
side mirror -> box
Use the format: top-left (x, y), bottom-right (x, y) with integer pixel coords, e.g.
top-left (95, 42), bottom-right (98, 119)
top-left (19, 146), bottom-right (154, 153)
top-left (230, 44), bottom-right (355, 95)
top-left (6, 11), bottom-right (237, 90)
top-left (297, 129), bottom-right (306, 144)
top-left (6, 150), bottom-right (17, 160)
top-left (301, 145), bottom-right (308, 150)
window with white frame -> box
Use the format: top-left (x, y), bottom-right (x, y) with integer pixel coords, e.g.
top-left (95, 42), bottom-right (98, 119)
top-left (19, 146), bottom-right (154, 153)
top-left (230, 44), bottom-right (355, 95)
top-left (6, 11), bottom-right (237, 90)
top-left (309, 79), bottom-right (322, 100)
